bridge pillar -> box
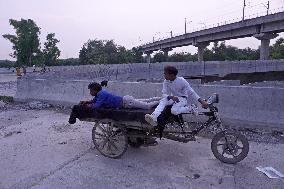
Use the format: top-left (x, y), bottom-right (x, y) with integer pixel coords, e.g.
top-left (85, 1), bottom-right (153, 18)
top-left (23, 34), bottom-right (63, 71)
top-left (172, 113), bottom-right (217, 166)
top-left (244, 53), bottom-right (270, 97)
top-left (162, 48), bottom-right (172, 61)
top-left (145, 51), bottom-right (152, 63)
top-left (194, 42), bottom-right (210, 62)
top-left (254, 33), bottom-right (278, 60)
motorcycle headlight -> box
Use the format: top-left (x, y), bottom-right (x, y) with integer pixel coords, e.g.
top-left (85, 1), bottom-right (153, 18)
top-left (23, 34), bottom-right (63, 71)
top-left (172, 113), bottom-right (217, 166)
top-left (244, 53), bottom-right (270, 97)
top-left (207, 93), bottom-right (219, 104)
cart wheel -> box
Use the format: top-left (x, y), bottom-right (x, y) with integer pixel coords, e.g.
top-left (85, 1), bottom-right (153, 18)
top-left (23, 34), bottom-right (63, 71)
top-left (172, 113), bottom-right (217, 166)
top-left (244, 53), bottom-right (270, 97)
top-left (211, 131), bottom-right (249, 164)
top-left (92, 121), bottom-right (128, 159)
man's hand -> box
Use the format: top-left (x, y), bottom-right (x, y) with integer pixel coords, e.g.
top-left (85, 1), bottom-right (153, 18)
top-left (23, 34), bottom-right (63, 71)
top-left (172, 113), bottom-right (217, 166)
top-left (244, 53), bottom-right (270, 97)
top-left (79, 101), bottom-right (89, 105)
top-left (85, 104), bottom-right (92, 109)
top-left (167, 96), bottom-right (179, 102)
top-left (201, 101), bottom-right (209, 109)
top-left (198, 98), bottom-right (209, 109)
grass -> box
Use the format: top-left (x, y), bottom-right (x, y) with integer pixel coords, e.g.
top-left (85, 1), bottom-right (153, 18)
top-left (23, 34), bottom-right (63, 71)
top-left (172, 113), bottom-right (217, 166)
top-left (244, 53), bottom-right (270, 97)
top-left (0, 96), bottom-right (13, 103)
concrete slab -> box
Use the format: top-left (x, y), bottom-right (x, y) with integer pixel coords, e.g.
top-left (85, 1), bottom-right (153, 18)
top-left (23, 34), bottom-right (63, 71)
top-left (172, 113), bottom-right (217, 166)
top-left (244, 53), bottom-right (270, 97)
top-left (239, 61), bottom-right (256, 73)
top-left (266, 60), bottom-right (277, 72)
top-left (14, 79), bottom-right (284, 128)
top-left (276, 60), bottom-right (284, 71)
top-left (0, 73), bottom-right (17, 83)
top-left (255, 61), bottom-right (267, 72)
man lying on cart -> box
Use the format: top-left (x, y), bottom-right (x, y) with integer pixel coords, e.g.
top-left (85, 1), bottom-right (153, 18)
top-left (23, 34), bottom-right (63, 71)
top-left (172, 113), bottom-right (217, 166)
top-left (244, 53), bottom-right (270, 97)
top-left (68, 81), bottom-right (161, 124)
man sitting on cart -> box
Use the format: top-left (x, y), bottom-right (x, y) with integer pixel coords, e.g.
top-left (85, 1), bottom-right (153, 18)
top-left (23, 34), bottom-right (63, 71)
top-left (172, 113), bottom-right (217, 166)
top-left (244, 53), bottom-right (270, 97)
top-left (145, 66), bottom-right (209, 128)
top-left (69, 82), bottom-right (160, 124)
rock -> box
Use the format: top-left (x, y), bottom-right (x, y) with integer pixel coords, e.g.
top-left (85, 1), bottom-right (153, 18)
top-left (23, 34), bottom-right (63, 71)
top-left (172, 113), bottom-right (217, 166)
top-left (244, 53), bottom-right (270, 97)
top-left (58, 141), bottom-right (67, 145)
top-left (27, 101), bottom-right (51, 109)
top-left (4, 131), bottom-right (22, 138)
top-left (0, 100), bottom-right (6, 108)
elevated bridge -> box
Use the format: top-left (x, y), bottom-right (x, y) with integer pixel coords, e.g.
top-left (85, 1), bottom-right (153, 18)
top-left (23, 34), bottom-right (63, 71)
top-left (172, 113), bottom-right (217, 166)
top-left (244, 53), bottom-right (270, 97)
top-left (141, 11), bottom-right (284, 62)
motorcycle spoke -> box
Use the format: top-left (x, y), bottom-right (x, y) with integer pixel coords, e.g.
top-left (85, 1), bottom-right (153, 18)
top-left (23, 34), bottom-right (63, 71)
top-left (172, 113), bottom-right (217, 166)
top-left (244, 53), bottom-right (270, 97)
top-left (93, 131), bottom-right (107, 137)
top-left (111, 138), bottom-right (120, 142)
top-left (221, 149), bottom-right (226, 157)
top-left (217, 143), bottom-right (226, 146)
top-left (236, 145), bottom-right (243, 150)
top-left (93, 136), bottom-right (104, 140)
top-left (98, 124), bottom-right (108, 134)
top-left (228, 150), bottom-right (237, 157)
top-left (107, 142), bottom-right (112, 151)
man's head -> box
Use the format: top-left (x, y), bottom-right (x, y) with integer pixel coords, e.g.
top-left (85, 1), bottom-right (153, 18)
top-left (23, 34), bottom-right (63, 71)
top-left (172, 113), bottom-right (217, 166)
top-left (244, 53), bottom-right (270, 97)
top-left (164, 66), bottom-right (178, 81)
top-left (88, 82), bottom-right (102, 96)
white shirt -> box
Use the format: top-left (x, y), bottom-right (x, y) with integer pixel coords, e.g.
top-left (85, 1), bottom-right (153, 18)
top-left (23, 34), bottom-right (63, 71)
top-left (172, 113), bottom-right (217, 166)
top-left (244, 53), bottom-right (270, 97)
top-left (162, 77), bottom-right (200, 101)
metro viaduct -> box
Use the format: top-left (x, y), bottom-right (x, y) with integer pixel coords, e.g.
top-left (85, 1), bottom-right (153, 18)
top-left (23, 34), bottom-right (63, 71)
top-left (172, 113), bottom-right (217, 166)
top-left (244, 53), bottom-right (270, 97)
top-left (141, 11), bottom-right (284, 63)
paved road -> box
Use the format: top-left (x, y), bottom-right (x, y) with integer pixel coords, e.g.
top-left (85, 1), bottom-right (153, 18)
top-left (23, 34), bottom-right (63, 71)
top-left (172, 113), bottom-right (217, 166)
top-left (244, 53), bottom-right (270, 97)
top-left (0, 108), bottom-right (283, 189)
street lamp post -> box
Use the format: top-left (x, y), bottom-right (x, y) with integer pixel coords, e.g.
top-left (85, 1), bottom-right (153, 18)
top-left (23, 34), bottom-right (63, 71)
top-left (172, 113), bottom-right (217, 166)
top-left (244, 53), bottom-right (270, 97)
top-left (185, 18), bottom-right (187, 34)
top-left (262, 1), bottom-right (270, 15)
top-left (242, 0), bottom-right (246, 21)
top-left (184, 18), bottom-right (192, 34)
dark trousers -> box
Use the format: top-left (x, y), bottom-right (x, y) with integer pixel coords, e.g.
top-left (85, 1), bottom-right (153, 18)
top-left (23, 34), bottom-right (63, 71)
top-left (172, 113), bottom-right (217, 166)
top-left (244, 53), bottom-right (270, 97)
top-left (156, 105), bottom-right (172, 138)
top-left (69, 105), bottom-right (95, 120)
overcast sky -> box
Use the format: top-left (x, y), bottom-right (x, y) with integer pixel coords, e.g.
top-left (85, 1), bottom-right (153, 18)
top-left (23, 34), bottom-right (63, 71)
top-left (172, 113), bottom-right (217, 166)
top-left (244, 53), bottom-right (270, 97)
top-left (1, 0), bottom-right (284, 60)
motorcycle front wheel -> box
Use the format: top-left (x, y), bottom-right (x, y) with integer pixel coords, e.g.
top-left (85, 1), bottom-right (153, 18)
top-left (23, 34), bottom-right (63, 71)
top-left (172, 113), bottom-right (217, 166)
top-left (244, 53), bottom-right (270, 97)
top-left (211, 131), bottom-right (249, 164)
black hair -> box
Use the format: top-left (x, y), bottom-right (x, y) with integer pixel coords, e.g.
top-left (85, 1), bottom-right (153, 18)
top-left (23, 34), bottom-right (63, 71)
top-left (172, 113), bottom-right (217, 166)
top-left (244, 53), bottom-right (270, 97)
top-left (164, 66), bottom-right (178, 76)
top-left (88, 82), bottom-right (102, 91)
top-left (101, 80), bottom-right (108, 87)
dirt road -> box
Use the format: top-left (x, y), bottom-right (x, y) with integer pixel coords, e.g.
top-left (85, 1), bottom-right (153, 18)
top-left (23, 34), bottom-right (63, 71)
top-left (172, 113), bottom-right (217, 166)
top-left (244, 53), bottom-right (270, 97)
top-left (0, 104), bottom-right (283, 189)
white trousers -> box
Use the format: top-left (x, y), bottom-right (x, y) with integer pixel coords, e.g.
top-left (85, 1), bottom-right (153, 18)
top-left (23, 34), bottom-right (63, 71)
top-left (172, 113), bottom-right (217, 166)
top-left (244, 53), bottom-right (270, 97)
top-left (123, 95), bottom-right (159, 110)
top-left (151, 97), bottom-right (190, 121)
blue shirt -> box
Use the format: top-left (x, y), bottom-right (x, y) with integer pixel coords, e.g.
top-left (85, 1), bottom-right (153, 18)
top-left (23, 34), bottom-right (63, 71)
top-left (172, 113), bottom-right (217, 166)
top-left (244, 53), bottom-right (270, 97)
top-left (91, 89), bottom-right (123, 109)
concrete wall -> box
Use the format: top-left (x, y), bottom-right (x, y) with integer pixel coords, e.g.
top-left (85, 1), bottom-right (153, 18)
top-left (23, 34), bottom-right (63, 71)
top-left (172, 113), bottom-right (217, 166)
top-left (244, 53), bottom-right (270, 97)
top-left (25, 59), bottom-right (284, 81)
top-left (15, 78), bottom-right (284, 128)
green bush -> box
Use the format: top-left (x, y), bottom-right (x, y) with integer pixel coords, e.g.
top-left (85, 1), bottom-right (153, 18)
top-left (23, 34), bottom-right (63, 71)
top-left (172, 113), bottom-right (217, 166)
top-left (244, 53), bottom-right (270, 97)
top-left (0, 96), bottom-right (14, 103)
top-left (0, 60), bottom-right (15, 68)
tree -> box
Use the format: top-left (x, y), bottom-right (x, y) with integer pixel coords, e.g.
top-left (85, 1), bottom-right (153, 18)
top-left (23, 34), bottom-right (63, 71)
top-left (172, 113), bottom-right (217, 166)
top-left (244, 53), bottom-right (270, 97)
top-left (117, 46), bottom-right (133, 63)
top-left (104, 40), bottom-right (118, 64)
top-left (153, 52), bottom-right (167, 62)
top-left (203, 48), bottom-right (214, 61)
top-left (270, 38), bottom-right (284, 59)
top-left (131, 47), bottom-right (143, 63)
top-left (240, 47), bottom-right (259, 60)
top-left (79, 39), bottom-right (105, 64)
top-left (3, 19), bottom-right (41, 66)
top-left (42, 33), bottom-right (61, 65)
top-left (80, 39), bottom-right (135, 64)
top-left (204, 41), bottom-right (259, 61)
top-left (211, 41), bottom-right (226, 60)
top-left (169, 52), bottom-right (187, 62)
top-left (168, 52), bottom-right (197, 62)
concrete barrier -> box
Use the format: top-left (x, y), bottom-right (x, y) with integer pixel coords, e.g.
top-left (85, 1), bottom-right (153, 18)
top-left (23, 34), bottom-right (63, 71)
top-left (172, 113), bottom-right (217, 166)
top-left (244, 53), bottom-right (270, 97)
top-left (15, 77), bottom-right (284, 128)
top-left (24, 59), bottom-right (284, 81)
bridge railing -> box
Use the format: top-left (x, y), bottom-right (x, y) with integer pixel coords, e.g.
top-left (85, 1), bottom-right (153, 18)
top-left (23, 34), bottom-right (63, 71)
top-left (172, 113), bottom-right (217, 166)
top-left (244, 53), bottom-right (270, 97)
top-left (142, 7), bottom-right (284, 46)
